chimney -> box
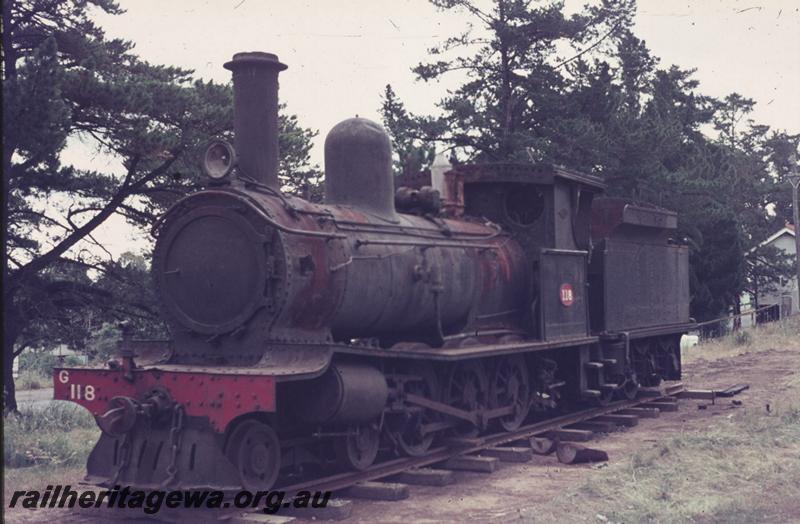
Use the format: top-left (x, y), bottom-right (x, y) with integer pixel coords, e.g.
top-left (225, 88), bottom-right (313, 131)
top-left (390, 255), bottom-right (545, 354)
top-left (224, 52), bottom-right (287, 190)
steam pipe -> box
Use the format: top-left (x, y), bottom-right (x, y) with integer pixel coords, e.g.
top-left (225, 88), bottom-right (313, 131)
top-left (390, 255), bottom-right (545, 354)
top-left (224, 52), bottom-right (287, 190)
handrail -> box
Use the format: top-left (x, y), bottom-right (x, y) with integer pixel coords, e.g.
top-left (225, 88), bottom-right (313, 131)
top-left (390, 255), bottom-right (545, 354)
top-left (151, 189), bottom-right (347, 240)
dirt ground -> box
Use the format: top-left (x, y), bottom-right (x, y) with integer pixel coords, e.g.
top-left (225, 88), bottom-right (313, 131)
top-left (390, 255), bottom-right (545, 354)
top-left (342, 346), bottom-right (800, 523)
top-left (5, 320), bottom-right (800, 524)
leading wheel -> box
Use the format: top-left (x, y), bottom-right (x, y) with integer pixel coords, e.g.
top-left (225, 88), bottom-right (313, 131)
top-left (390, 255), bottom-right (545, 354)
top-left (335, 424), bottom-right (380, 471)
top-left (225, 420), bottom-right (281, 491)
top-left (490, 355), bottom-right (531, 431)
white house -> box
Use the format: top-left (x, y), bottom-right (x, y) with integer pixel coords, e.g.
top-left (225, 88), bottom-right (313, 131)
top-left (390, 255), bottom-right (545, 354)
top-left (742, 223), bottom-right (798, 321)
top-left (48, 344), bottom-right (89, 364)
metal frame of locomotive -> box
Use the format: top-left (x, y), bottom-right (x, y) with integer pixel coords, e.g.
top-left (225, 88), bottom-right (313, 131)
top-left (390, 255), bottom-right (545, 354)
top-left (53, 51), bottom-right (692, 491)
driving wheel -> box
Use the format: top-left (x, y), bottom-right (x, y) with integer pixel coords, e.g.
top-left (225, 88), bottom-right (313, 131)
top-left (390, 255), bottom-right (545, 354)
top-left (444, 360), bottom-right (489, 437)
top-left (490, 355), bottom-right (531, 431)
top-left (393, 365), bottom-right (440, 456)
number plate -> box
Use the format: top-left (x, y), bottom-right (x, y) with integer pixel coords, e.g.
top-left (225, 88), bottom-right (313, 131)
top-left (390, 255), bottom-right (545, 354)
top-left (53, 368), bottom-right (276, 432)
top-left (559, 283), bottom-right (574, 306)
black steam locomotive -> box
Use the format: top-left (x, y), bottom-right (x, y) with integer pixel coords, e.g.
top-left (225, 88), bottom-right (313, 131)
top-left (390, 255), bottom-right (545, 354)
top-left (54, 51), bottom-right (692, 491)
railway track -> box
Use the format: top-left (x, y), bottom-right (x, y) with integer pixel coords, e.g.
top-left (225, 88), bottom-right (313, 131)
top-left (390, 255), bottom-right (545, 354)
top-left (279, 382), bottom-right (685, 496)
top-left (57, 381), bottom-right (748, 523)
top-left (239, 382), bottom-right (689, 522)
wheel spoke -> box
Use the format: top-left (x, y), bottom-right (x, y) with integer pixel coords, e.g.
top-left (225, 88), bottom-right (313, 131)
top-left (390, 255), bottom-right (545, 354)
top-left (392, 365), bottom-right (439, 457)
top-left (490, 355), bottom-right (531, 432)
top-left (445, 361), bottom-right (488, 437)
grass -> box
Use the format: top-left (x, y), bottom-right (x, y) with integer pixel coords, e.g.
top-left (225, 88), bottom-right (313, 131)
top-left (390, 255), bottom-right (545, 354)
top-left (523, 315), bottom-right (800, 524)
top-left (14, 368), bottom-right (51, 391)
top-left (682, 314), bottom-right (800, 365)
top-left (526, 404), bottom-right (800, 524)
top-left (3, 403), bottom-right (100, 511)
top-left (3, 403), bottom-right (98, 469)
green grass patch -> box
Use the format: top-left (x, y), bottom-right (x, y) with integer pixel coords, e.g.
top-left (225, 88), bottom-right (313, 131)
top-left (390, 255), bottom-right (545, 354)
top-left (4, 403), bottom-right (99, 468)
top-left (525, 402), bottom-right (800, 523)
top-left (15, 368), bottom-right (51, 391)
top-left (684, 315), bottom-right (800, 365)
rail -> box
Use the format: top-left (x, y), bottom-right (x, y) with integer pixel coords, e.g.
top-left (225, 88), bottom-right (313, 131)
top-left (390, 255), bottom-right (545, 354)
top-left (277, 383), bottom-right (685, 495)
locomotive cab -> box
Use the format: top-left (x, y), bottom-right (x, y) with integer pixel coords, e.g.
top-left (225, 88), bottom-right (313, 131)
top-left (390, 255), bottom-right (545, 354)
top-left (402, 162), bottom-right (606, 342)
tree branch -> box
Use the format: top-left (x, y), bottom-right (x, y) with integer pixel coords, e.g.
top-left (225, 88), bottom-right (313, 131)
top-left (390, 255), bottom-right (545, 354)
top-left (10, 155), bottom-right (141, 286)
top-left (553, 22), bottom-right (622, 71)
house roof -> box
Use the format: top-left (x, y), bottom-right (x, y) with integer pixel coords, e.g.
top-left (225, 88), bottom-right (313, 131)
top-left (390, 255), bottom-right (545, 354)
top-left (760, 223), bottom-right (796, 247)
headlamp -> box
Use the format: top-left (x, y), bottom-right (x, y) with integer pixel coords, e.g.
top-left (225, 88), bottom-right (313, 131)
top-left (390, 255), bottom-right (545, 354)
top-left (202, 139), bottom-right (237, 181)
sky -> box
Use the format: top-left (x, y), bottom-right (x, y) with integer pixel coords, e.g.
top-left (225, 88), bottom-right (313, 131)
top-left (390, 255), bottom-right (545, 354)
top-left (68, 0), bottom-right (800, 257)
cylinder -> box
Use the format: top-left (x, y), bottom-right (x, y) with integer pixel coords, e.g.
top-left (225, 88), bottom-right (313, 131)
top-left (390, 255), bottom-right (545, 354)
top-left (324, 118), bottom-right (396, 219)
top-left (292, 363), bottom-right (388, 424)
top-left (224, 52), bottom-right (287, 189)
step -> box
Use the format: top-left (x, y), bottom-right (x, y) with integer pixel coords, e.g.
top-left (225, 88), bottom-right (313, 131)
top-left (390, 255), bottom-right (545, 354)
top-left (585, 361), bottom-right (604, 369)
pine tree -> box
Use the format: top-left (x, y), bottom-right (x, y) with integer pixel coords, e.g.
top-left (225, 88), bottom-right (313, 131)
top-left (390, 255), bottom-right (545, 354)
top-left (384, 0), bottom-right (799, 322)
top-left (380, 85), bottom-right (439, 175)
top-left (402, 0), bottom-right (636, 162)
top-left (2, 0), bottom-right (319, 411)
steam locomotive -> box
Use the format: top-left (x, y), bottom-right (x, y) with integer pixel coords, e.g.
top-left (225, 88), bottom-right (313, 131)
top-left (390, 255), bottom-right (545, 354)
top-left (54, 51), bottom-right (692, 491)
